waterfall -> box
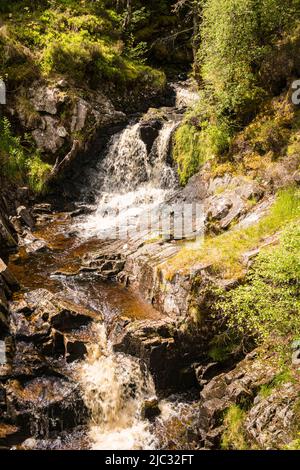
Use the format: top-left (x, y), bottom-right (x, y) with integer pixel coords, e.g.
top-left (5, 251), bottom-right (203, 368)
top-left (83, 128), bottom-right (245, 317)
top-left (76, 117), bottom-right (179, 241)
top-left (79, 325), bottom-right (157, 450)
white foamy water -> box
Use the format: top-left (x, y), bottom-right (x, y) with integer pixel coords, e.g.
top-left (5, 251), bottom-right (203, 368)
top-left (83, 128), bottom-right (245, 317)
top-left (173, 82), bottom-right (200, 109)
top-left (79, 325), bottom-right (157, 450)
top-left (76, 117), bottom-right (179, 241)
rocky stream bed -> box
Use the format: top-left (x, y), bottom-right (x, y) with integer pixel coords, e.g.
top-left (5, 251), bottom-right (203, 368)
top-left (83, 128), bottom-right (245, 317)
top-left (1, 81), bottom-right (300, 450)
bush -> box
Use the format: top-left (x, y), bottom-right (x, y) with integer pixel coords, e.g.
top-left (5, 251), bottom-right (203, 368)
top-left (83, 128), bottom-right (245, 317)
top-left (0, 118), bottom-right (51, 192)
top-left (198, 0), bottom-right (300, 124)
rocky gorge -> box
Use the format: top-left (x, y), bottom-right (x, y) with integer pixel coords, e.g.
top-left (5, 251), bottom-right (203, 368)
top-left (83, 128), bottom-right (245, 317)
top-left (1, 0), bottom-right (300, 453)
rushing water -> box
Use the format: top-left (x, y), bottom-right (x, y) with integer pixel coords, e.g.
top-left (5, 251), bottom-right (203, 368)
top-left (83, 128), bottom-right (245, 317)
top-left (76, 118), bottom-right (180, 241)
top-left (79, 325), bottom-right (157, 450)
top-left (8, 82), bottom-right (200, 450)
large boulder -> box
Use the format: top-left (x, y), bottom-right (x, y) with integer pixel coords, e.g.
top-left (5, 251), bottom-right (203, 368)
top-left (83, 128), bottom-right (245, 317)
top-left (110, 317), bottom-right (198, 394)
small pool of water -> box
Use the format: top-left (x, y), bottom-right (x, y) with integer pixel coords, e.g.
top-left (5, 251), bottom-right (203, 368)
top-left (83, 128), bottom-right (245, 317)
top-left (8, 212), bottom-right (160, 321)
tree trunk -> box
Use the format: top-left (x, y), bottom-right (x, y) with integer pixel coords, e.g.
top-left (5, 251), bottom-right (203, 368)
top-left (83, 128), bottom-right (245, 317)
top-left (123, 0), bottom-right (132, 30)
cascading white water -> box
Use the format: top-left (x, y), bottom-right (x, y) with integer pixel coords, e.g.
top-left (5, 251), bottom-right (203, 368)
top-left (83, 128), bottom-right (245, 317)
top-left (76, 118), bottom-right (179, 240)
top-left (79, 324), bottom-right (157, 450)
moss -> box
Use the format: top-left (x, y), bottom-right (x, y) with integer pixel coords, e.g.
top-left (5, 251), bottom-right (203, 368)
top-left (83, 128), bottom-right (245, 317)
top-left (174, 119), bottom-right (231, 185)
top-left (221, 405), bottom-right (248, 450)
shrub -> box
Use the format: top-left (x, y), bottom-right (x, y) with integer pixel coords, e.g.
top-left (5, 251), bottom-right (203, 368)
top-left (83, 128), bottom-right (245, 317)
top-left (198, 0), bottom-right (300, 124)
top-left (0, 117), bottom-right (51, 192)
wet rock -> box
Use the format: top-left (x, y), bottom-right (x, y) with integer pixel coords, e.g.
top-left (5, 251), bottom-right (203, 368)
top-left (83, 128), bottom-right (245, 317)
top-left (4, 341), bottom-right (49, 378)
top-left (32, 203), bottom-right (52, 215)
top-left (0, 424), bottom-right (22, 449)
top-left (49, 298), bottom-right (98, 331)
top-left (16, 206), bottom-right (35, 230)
top-left (10, 303), bottom-right (51, 341)
top-left (65, 338), bottom-right (87, 363)
top-left (141, 398), bottom-right (161, 420)
top-left (5, 377), bottom-right (87, 436)
top-left (111, 318), bottom-right (198, 394)
top-left (25, 238), bottom-right (48, 255)
top-left (139, 120), bottom-right (162, 153)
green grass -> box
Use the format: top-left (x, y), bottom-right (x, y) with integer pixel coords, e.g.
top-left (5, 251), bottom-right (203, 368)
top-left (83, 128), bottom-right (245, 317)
top-left (164, 186), bottom-right (300, 280)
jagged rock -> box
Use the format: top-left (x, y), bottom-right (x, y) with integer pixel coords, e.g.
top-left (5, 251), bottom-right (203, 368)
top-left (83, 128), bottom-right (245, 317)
top-left (110, 318), bottom-right (198, 393)
top-left (2, 341), bottom-right (49, 378)
top-left (139, 120), bottom-right (162, 153)
top-left (32, 203), bottom-right (52, 215)
top-left (29, 85), bottom-right (65, 115)
top-left (71, 98), bottom-right (90, 132)
top-left (25, 238), bottom-right (48, 255)
top-left (5, 377), bottom-right (87, 436)
top-left (32, 116), bottom-right (68, 154)
top-left (0, 260), bottom-right (19, 333)
top-left (0, 212), bottom-right (17, 249)
top-left (244, 383), bottom-right (299, 449)
top-left (9, 290), bottom-right (99, 363)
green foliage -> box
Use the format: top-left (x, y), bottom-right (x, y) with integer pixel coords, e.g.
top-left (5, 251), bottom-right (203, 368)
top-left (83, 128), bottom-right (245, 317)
top-left (0, 118), bottom-right (51, 192)
top-left (1, 1), bottom-right (166, 89)
top-left (218, 219), bottom-right (300, 341)
top-left (198, 0), bottom-right (300, 124)
top-left (221, 405), bottom-right (248, 450)
top-left (259, 369), bottom-right (294, 398)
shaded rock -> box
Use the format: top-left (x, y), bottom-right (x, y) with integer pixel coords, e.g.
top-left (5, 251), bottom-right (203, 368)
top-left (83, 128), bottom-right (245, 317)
top-left (16, 206), bottom-right (35, 230)
top-left (0, 424), bottom-right (22, 449)
top-left (111, 318), bottom-right (198, 394)
top-left (141, 398), bottom-right (161, 420)
top-left (139, 120), bottom-right (162, 153)
top-left (0, 212), bottom-right (17, 249)
top-left (5, 377), bottom-right (87, 436)
top-left (32, 116), bottom-right (68, 154)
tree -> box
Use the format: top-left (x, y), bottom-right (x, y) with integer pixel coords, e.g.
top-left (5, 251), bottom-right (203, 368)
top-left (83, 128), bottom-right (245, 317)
top-left (172, 0), bottom-right (203, 60)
